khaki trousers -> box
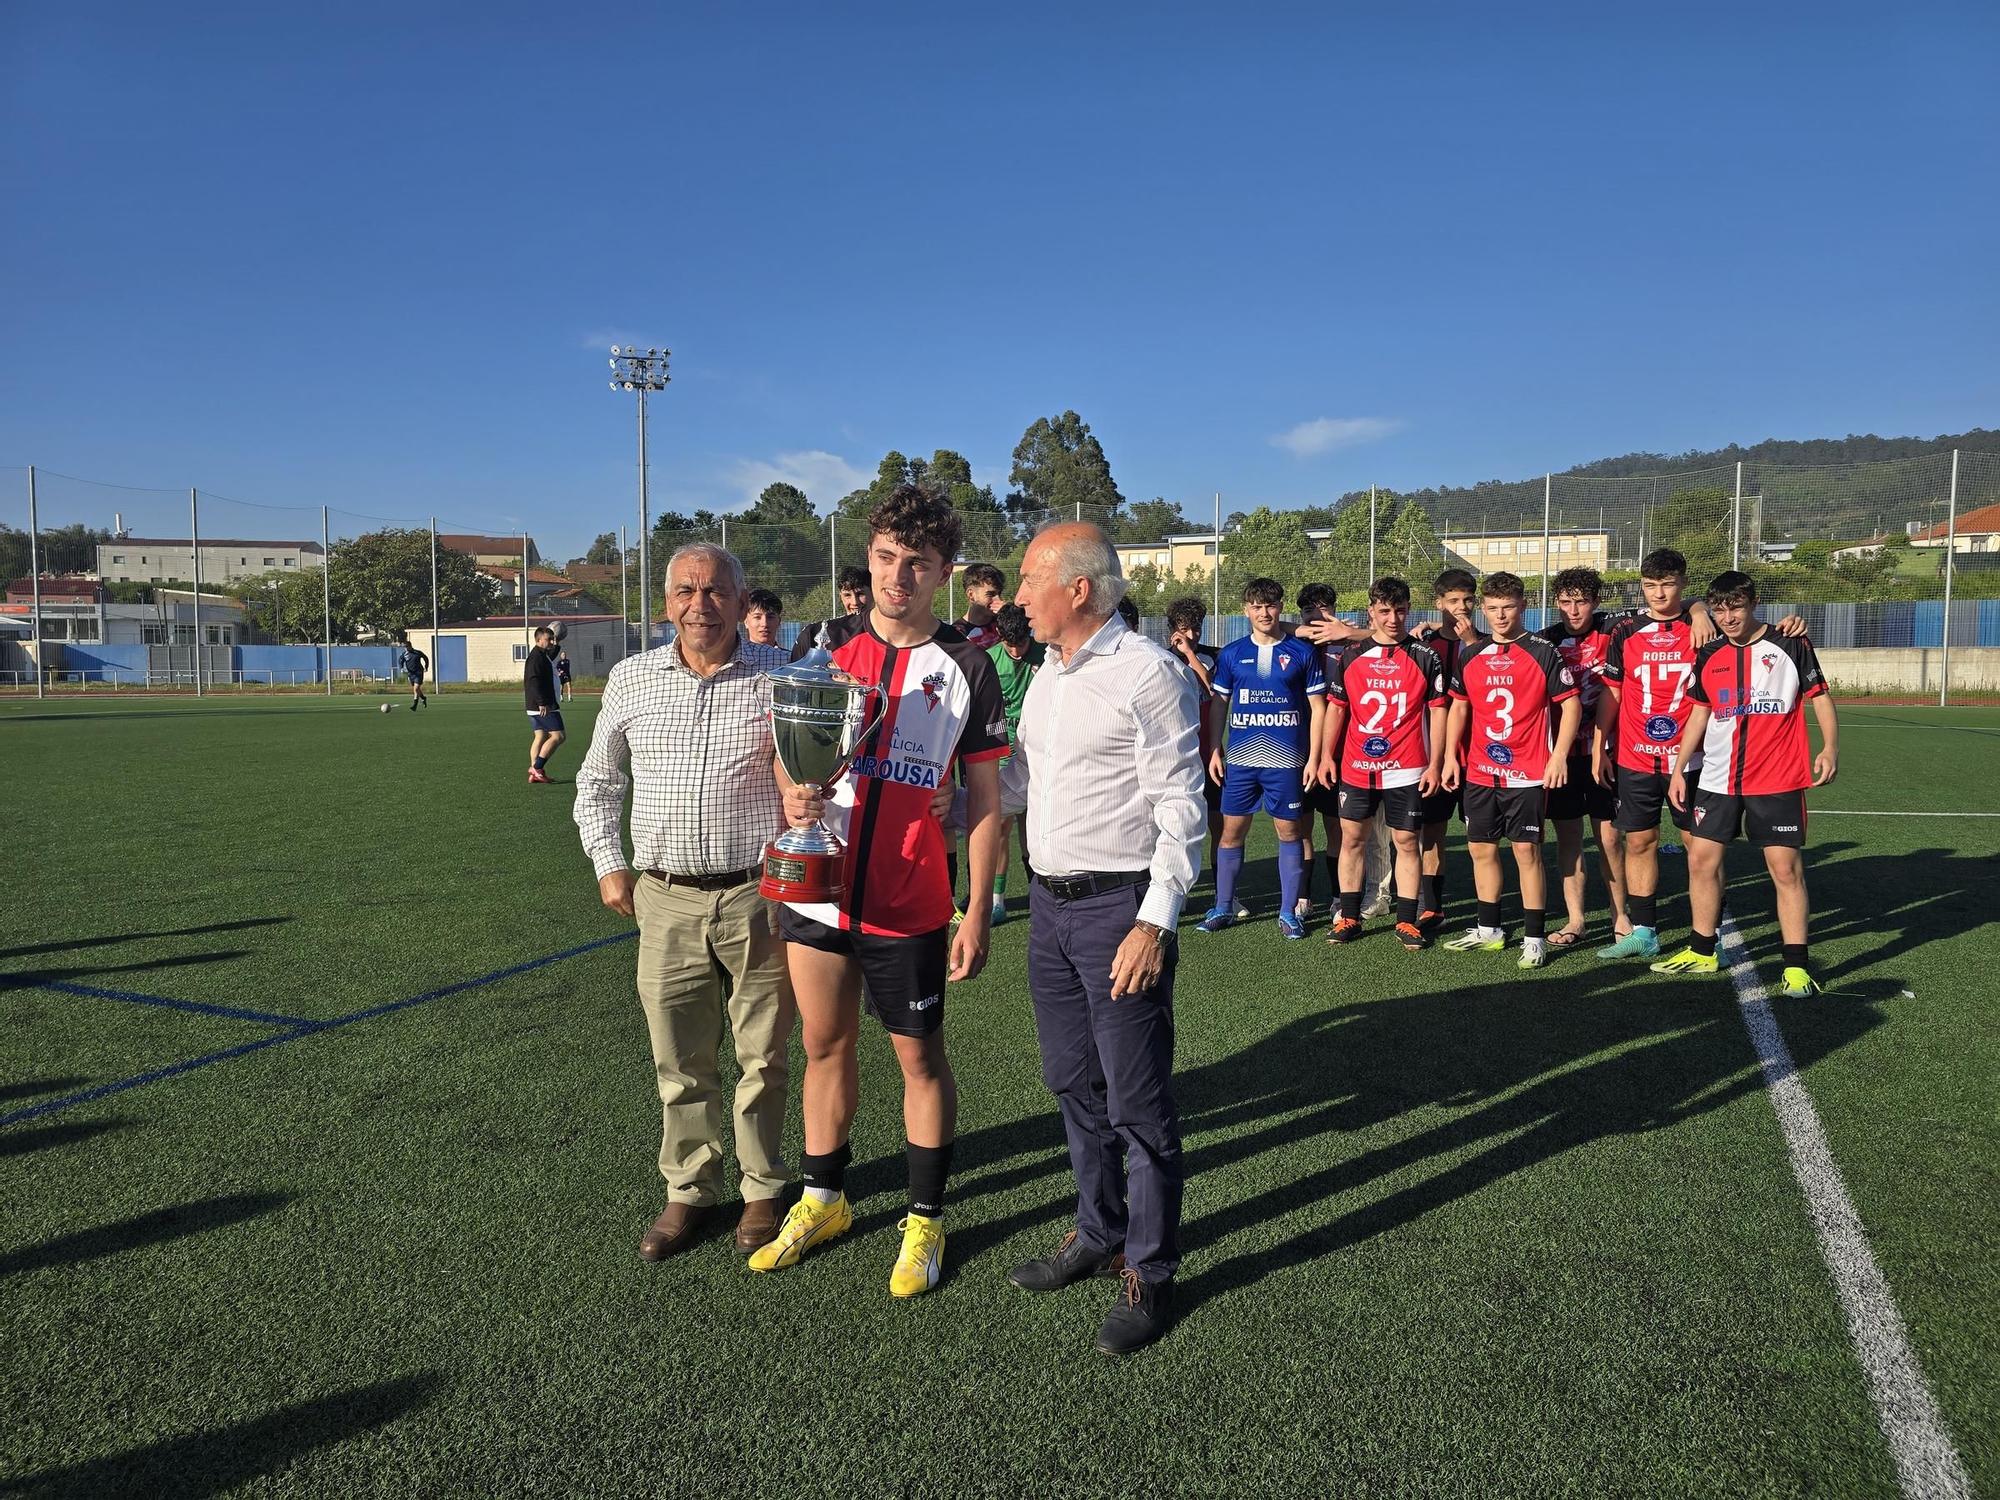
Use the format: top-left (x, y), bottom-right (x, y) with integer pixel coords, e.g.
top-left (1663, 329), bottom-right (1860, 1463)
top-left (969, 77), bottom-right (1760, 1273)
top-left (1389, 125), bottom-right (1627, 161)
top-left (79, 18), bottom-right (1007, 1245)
top-left (633, 875), bottom-right (796, 1206)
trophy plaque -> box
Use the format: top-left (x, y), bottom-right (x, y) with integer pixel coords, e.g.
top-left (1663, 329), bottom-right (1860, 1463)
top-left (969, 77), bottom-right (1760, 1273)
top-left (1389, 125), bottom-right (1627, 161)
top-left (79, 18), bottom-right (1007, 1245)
top-left (760, 652), bottom-right (885, 902)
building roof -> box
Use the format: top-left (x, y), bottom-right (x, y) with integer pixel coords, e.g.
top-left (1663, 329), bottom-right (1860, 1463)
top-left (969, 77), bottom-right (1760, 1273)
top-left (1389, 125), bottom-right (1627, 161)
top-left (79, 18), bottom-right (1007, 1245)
top-left (1912, 503), bottom-right (2000, 542)
top-left (5, 575), bottom-right (104, 602)
top-left (564, 563), bottom-right (625, 585)
top-left (105, 537), bottom-right (324, 552)
top-left (479, 564), bottom-right (571, 585)
top-left (440, 614), bottom-right (624, 628)
top-left (437, 534), bottom-right (534, 554)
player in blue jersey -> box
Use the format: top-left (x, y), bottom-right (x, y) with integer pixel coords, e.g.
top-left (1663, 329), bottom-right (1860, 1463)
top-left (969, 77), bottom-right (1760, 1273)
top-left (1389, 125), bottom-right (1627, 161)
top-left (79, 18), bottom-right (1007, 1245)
top-left (1199, 577), bottom-right (1325, 938)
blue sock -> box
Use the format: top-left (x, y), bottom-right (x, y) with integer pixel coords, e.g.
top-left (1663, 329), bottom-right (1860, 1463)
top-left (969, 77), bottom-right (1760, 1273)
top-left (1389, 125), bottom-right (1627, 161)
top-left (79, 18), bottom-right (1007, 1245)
top-left (1215, 846), bottom-right (1244, 914)
top-left (1277, 840), bottom-right (1304, 915)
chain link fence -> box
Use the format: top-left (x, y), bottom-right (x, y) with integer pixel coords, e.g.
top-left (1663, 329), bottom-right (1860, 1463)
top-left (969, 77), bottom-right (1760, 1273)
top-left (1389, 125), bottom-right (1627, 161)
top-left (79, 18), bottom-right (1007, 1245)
top-left (5, 451), bottom-right (1995, 699)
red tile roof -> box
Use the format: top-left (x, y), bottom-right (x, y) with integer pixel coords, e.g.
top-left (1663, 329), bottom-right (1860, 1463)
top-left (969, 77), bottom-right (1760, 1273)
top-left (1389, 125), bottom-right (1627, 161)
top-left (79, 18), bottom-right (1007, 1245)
top-left (1912, 503), bottom-right (2000, 542)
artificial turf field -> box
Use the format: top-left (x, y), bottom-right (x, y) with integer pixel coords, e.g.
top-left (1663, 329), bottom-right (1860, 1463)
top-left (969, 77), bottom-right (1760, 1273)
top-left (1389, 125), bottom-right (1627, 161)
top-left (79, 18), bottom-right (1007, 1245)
top-left (2, 693), bottom-right (1994, 1499)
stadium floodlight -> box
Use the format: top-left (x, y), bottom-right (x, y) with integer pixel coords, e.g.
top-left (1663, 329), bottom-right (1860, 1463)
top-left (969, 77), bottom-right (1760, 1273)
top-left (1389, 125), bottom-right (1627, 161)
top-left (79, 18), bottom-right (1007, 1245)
top-left (607, 343), bottom-right (671, 649)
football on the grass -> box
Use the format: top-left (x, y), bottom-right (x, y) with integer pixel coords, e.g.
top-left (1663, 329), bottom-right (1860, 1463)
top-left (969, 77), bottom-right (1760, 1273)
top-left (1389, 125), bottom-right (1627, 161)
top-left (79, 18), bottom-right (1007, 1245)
top-left (380, 703), bottom-right (393, 714)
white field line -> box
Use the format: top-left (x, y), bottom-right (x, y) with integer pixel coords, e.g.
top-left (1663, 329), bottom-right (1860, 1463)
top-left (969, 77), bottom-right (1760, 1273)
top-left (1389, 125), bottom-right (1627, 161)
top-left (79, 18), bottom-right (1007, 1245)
top-left (1812, 810), bottom-right (2000, 818)
top-left (1717, 916), bottom-right (1972, 1499)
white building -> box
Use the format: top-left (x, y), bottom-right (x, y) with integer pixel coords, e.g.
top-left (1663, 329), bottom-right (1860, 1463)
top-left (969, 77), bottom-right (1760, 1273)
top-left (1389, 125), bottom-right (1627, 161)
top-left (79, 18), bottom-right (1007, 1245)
top-left (97, 538), bottom-right (325, 584)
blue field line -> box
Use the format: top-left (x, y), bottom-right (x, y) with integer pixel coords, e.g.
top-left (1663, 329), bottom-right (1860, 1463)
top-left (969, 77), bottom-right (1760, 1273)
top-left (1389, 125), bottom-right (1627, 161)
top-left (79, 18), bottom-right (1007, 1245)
top-left (34, 979), bottom-right (315, 1028)
top-left (0, 930), bottom-right (638, 1130)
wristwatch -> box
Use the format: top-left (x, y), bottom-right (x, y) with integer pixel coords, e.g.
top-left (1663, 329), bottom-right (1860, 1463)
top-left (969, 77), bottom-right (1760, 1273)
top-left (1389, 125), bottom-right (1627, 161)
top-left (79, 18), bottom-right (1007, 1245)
top-left (1133, 920), bottom-right (1171, 946)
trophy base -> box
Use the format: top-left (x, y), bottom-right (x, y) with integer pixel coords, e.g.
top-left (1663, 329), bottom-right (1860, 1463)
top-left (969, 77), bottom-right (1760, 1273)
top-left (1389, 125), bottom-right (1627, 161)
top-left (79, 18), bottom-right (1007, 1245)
top-left (760, 842), bottom-right (846, 904)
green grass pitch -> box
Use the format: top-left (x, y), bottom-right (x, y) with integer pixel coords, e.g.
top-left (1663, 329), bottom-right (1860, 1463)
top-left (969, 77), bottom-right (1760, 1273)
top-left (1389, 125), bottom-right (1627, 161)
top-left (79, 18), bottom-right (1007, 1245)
top-left (2, 693), bottom-right (1994, 1497)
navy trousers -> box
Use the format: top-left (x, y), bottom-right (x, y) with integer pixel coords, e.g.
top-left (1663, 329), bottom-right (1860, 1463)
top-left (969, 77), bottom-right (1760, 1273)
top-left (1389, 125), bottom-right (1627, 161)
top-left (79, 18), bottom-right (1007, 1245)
top-left (1027, 879), bottom-right (1183, 1281)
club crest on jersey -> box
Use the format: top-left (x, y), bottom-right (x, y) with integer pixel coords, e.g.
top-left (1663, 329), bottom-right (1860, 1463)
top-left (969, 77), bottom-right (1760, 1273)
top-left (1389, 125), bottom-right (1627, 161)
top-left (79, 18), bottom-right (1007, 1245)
top-left (1485, 744), bottom-right (1514, 766)
top-left (1363, 735), bottom-right (1392, 758)
top-left (1761, 653), bottom-right (1777, 671)
top-left (1693, 805), bottom-right (1707, 826)
top-left (1644, 714), bottom-right (1678, 742)
top-left (919, 670), bottom-right (946, 711)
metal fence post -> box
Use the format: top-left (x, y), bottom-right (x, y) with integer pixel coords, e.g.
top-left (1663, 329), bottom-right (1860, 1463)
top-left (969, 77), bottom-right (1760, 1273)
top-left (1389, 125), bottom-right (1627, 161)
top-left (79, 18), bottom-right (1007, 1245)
top-left (828, 515), bottom-right (837, 601)
top-left (26, 466), bottom-right (42, 699)
top-left (429, 516), bottom-right (441, 695)
top-left (1540, 473), bottom-right (1553, 614)
top-left (1940, 449), bottom-right (1959, 707)
top-left (321, 506), bottom-right (332, 696)
top-left (1732, 461), bottom-right (1744, 570)
top-left (190, 487), bottom-right (204, 696)
top-left (1212, 492), bottom-right (1222, 641)
top-left (522, 528), bottom-right (532, 659)
top-left (620, 523), bottom-right (630, 660)
top-left (1367, 484), bottom-right (1377, 585)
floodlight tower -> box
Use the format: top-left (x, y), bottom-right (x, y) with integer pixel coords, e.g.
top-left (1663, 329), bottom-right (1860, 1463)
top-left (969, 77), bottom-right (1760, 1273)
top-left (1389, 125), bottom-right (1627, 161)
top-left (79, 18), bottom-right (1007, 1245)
top-left (609, 345), bottom-right (671, 646)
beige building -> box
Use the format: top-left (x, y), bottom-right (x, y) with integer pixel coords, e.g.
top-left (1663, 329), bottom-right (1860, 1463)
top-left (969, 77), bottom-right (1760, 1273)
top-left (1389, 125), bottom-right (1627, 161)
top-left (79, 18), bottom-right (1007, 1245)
top-left (97, 538), bottom-right (324, 584)
top-left (404, 614), bottom-right (627, 684)
top-left (439, 534), bottom-right (542, 568)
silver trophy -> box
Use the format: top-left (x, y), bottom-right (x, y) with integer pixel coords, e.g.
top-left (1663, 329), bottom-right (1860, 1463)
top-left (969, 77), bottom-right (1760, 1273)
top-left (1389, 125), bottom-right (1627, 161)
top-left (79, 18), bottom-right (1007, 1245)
top-left (760, 650), bottom-right (885, 901)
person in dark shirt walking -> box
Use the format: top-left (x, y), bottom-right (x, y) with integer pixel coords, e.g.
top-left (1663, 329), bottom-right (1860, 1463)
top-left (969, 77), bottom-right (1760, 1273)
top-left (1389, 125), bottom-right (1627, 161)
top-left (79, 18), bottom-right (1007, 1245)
top-left (524, 625), bottom-right (565, 784)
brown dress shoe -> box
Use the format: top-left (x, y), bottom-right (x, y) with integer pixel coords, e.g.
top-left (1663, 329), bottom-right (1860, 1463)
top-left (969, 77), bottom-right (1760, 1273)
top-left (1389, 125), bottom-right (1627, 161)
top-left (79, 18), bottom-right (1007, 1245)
top-left (638, 1201), bottom-right (708, 1261)
top-left (734, 1197), bottom-right (782, 1255)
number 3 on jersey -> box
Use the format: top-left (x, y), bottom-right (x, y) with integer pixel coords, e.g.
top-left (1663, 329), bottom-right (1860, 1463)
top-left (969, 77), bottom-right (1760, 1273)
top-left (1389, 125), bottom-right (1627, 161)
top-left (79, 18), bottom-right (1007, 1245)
top-left (1483, 686), bottom-right (1515, 738)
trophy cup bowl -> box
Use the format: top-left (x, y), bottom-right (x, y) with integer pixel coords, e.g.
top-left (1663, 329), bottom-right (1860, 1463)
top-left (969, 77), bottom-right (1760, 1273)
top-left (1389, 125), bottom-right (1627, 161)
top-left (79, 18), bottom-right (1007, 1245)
top-left (760, 654), bottom-right (885, 902)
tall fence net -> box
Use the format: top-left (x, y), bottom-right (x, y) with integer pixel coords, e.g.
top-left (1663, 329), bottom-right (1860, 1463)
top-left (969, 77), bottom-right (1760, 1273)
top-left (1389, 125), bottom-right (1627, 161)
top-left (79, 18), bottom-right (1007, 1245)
top-left (4, 451), bottom-right (1995, 699)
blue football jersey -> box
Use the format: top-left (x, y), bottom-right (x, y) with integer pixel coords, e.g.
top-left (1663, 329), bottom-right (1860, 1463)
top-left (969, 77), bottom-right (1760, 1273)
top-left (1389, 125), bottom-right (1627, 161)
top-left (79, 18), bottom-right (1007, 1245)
top-left (1211, 635), bottom-right (1325, 768)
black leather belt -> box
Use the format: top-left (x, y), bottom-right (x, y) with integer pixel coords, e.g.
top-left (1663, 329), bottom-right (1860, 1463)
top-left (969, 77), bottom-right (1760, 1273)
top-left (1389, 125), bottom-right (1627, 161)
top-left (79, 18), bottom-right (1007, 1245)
top-left (1034, 870), bottom-right (1148, 901)
top-left (645, 867), bottom-right (759, 891)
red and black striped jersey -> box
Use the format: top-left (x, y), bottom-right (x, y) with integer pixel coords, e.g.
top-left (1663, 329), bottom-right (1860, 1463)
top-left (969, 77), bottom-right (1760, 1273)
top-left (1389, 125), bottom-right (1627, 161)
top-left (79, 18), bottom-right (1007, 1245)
top-left (1449, 634), bottom-right (1578, 787)
top-left (786, 615), bottom-right (1009, 938)
top-left (1325, 636), bottom-right (1447, 788)
top-left (1687, 629), bottom-right (1827, 795)
top-left (1534, 610), bottom-right (1630, 741)
top-left (1600, 610), bottom-right (1701, 775)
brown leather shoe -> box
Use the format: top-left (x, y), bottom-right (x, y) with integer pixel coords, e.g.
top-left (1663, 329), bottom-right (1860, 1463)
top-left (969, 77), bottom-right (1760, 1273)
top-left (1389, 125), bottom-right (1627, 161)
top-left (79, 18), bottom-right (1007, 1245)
top-left (639, 1201), bottom-right (708, 1261)
top-left (734, 1197), bottom-right (782, 1255)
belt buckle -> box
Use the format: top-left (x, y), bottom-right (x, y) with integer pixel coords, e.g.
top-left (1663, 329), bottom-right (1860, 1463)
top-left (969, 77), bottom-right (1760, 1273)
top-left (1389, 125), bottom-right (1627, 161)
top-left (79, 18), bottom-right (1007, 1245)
top-left (1048, 874), bottom-right (1087, 900)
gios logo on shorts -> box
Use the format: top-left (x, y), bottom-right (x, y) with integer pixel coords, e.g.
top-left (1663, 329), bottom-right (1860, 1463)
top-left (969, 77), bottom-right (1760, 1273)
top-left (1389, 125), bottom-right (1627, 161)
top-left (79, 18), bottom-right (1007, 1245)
top-left (1644, 715), bottom-right (1679, 742)
top-left (1362, 735), bottom-right (1392, 758)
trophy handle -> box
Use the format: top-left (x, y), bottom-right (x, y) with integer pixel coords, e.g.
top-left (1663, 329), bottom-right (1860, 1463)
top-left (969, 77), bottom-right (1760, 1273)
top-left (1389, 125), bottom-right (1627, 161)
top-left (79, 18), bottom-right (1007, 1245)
top-left (812, 691), bottom-right (888, 796)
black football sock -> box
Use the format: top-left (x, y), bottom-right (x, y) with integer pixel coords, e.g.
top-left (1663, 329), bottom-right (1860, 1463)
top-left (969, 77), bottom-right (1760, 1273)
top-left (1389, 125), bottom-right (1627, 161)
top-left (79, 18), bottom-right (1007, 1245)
top-left (907, 1141), bottom-right (954, 1219)
top-left (1396, 895), bottom-right (1419, 927)
top-left (1782, 943), bottom-right (1809, 969)
top-left (1421, 873), bottom-right (1441, 912)
top-left (1523, 907), bottom-right (1546, 940)
top-left (1322, 853), bottom-right (1340, 898)
top-left (1629, 893), bottom-right (1657, 929)
top-left (1477, 899), bottom-right (1502, 932)
top-left (532, 755), bottom-right (547, 772)
top-left (802, 1142), bottom-right (851, 1199)
top-left (1339, 890), bottom-right (1363, 921)
top-left (1690, 930), bottom-right (1718, 958)
top-left (946, 852), bottom-right (959, 906)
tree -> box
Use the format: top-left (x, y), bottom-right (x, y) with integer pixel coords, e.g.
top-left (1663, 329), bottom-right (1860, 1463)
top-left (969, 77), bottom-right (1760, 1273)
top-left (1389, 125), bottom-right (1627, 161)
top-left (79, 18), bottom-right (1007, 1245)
top-left (585, 532), bottom-right (620, 565)
top-left (1008, 411), bottom-right (1125, 526)
top-left (748, 482), bottom-right (815, 524)
top-left (1116, 497), bottom-right (1192, 545)
top-left (323, 527), bottom-right (501, 640)
top-left (1650, 485), bottom-right (1734, 582)
top-left (1381, 498), bottom-right (1443, 581)
top-left (0, 524), bottom-right (27, 581)
top-left (1217, 507), bottom-right (1321, 601)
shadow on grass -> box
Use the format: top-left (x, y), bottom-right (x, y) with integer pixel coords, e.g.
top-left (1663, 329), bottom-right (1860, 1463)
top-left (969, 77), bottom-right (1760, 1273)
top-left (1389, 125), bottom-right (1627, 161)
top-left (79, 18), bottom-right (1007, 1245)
top-left (931, 939), bottom-right (1884, 1315)
top-left (0, 917), bottom-right (290, 964)
top-left (0, 1192), bottom-right (291, 1279)
top-left (0, 1119), bottom-right (126, 1160)
top-left (0, 1373), bottom-right (444, 1499)
top-left (0, 1077), bottom-right (90, 1104)
top-left (0, 950), bottom-right (253, 995)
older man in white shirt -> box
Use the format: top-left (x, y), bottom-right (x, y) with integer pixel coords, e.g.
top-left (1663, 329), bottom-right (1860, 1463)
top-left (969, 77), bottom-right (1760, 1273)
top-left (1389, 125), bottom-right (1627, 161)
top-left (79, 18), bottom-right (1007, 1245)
top-left (1000, 522), bottom-right (1206, 1356)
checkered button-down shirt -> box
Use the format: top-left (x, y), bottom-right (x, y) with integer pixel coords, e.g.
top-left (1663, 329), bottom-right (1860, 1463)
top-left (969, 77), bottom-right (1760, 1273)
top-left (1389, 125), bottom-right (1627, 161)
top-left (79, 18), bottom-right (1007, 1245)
top-left (573, 636), bottom-right (789, 881)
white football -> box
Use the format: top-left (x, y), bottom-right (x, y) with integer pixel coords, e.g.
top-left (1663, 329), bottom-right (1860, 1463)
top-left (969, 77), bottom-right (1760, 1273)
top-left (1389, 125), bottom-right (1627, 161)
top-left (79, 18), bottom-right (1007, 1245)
top-left (380, 702), bottom-right (393, 714)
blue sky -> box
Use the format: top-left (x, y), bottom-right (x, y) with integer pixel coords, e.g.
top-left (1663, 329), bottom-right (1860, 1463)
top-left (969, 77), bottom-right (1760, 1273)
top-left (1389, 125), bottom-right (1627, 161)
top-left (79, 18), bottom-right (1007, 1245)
top-left (3, 1), bottom-right (1995, 559)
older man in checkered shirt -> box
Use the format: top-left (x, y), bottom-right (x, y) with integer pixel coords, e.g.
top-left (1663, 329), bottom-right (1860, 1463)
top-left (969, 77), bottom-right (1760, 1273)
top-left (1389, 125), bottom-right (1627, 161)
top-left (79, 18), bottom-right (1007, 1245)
top-left (574, 542), bottom-right (797, 1261)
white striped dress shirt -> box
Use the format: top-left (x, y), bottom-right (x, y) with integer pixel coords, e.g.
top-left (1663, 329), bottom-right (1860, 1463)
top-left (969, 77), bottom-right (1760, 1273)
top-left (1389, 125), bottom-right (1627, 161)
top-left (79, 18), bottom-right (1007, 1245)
top-left (1001, 614), bottom-right (1207, 928)
top-left (573, 635), bottom-right (789, 880)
